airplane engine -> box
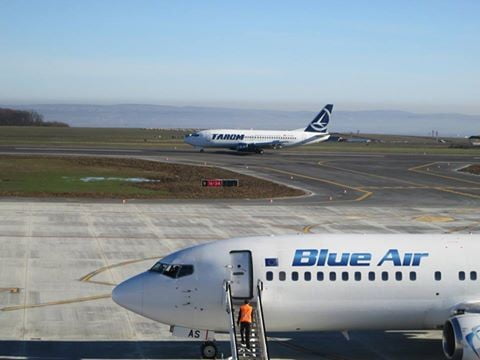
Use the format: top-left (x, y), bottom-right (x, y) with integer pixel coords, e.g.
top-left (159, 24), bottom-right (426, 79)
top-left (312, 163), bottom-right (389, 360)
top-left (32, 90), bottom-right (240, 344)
top-left (443, 313), bottom-right (480, 360)
top-left (235, 144), bottom-right (263, 153)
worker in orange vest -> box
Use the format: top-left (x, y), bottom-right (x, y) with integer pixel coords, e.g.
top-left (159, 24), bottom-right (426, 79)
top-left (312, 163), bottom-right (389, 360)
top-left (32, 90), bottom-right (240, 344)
top-left (237, 299), bottom-right (253, 349)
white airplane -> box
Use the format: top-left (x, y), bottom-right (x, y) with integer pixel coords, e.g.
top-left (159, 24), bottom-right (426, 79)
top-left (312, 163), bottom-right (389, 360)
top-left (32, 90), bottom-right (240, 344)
top-left (184, 104), bottom-right (333, 153)
top-left (113, 234), bottom-right (480, 360)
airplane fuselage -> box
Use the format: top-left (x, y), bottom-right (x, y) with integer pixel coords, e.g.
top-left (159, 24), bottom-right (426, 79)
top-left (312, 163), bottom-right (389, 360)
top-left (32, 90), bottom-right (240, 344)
top-left (113, 234), bottom-right (480, 333)
top-left (184, 129), bottom-right (330, 151)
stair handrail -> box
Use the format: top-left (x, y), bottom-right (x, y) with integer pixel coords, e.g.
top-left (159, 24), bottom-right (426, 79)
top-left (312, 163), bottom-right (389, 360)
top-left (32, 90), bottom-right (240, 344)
top-left (225, 281), bottom-right (239, 360)
top-left (256, 280), bottom-right (271, 360)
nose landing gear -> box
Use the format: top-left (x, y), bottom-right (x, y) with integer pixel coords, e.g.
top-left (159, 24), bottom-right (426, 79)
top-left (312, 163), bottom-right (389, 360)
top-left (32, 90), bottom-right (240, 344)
top-left (201, 341), bottom-right (217, 359)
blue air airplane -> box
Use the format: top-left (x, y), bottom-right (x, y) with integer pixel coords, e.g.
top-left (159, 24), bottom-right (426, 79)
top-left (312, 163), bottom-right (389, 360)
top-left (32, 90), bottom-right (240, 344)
top-left (113, 233), bottom-right (480, 360)
top-left (184, 104), bottom-right (333, 153)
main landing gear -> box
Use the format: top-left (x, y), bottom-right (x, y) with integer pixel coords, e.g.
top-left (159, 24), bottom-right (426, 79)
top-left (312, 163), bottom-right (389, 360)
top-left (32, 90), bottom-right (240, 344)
top-left (201, 341), bottom-right (218, 359)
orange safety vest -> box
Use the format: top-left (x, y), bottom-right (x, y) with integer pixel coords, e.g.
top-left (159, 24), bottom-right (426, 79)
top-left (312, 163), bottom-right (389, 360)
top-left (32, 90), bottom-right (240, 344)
top-left (239, 304), bottom-right (253, 323)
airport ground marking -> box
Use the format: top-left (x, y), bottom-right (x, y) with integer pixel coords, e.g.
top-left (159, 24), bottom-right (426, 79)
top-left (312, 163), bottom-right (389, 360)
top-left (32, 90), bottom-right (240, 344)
top-left (432, 187), bottom-right (480, 200)
top-left (318, 161), bottom-right (424, 187)
top-left (327, 160), bottom-right (480, 200)
top-left (302, 224), bottom-right (317, 233)
top-left (79, 256), bottom-right (162, 285)
top-left (0, 257), bottom-right (163, 312)
top-left (257, 166), bottom-right (373, 202)
top-left (445, 221), bottom-right (480, 234)
top-left (0, 287), bottom-right (20, 294)
top-left (409, 162), bottom-right (480, 186)
top-left (0, 294), bottom-right (112, 312)
top-left (269, 336), bottom-right (351, 360)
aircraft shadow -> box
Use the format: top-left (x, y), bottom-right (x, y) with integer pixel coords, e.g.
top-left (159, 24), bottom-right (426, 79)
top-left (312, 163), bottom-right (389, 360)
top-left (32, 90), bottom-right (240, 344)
top-left (0, 331), bottom-right (443, 359)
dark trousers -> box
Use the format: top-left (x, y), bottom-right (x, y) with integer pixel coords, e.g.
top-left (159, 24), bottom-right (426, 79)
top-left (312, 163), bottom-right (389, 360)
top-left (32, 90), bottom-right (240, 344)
top-left (240, 322), bottom-right (251, 348)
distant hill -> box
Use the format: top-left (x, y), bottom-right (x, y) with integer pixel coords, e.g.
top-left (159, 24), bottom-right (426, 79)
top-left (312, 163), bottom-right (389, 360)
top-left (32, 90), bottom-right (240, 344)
top-left (2, 104), bottom-right (478, 136)
top-left (0, 107), bottom-right (69, 127)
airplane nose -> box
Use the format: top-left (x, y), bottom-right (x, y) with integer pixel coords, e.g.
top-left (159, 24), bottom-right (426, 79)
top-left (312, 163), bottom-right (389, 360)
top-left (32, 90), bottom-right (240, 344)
top-left (112, 273), bottom-right (145, 315)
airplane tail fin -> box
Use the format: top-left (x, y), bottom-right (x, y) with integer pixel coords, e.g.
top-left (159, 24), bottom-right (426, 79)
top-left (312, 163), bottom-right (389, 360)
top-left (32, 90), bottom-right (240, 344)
top-left (304, 104), bottom-right (333, 133)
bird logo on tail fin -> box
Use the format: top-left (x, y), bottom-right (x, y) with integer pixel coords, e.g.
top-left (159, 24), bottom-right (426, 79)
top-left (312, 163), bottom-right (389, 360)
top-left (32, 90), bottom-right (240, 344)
top-left (305, 104), bottom-right (333, 133)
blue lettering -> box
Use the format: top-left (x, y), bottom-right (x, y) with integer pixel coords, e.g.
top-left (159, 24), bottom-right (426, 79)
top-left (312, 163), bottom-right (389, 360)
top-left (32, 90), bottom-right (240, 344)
top-left (402, 253), bottom-right (413, 266)
top-left (412, 253), bottom-right (429, 266)
top-left (377, 249), bottom-right (402, 266)
top-left (292, 249), bottom-right (318, 266)
top-left (316, 249), bottom-right (328, 266)
top-left (292, 248), bottom-right (428, 268)
top-left (327, 253), bottom-right (350, 266)
top-left (350, 253), bottom-right (371, 266)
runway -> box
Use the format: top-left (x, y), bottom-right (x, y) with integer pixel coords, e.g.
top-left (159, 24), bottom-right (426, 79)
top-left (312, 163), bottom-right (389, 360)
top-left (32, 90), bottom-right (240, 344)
top-left (0, 146), bottom-right (479, 359)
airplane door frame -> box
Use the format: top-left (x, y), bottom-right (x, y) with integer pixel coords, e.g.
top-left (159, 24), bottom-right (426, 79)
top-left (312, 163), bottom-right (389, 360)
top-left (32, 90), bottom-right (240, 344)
top-left (229, 250), bottom-right (253, 300)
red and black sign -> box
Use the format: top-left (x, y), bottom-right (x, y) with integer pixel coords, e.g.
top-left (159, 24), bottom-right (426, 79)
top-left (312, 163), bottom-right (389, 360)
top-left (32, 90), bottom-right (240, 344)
top-left (202, 179), bottom-right (239, 187)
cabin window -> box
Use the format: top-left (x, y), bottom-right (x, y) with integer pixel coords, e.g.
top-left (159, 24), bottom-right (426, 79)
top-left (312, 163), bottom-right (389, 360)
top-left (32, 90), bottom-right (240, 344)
top-left (395, 272), bottom-right (403, 281)
top-left (292, 271), bottom-right (299, 281)
top-left (471, 271), bottom-right (477, 281)
top-left (317, 271), bottom-right (324, 281)
top-left (279, 271), bottom-right (286, 281)
top-left (342, 272), bottom-right (349, 281)
top-left (459, 271), bottom-right (466, 281)
top-left (150, 262), bottom-right (194, 279)
top-left (177, 265), bottom-right (194, 278)
top-left (304, 272), bottom-right (311, 281)
top-left (266, 271), bottom-right (273, 281)
top-left (434, 271), bottom-right (441, 281)
top-left (382, 271), bottom-right (389, 281)
top-left (410, 271), bottom-right (417, 281)
top-left (368, 272), bottom-right (375, 281)
top-left (329, 272), bottom-right (336, 281)
top-left (354, 272), bottom-right (361, 281)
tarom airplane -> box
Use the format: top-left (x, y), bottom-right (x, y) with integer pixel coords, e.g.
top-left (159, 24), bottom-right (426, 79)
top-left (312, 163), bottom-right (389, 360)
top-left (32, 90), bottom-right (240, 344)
top-left (184, 104), bottom-right (333, 153)
top-left (113, 233), bottom-right (480, 360)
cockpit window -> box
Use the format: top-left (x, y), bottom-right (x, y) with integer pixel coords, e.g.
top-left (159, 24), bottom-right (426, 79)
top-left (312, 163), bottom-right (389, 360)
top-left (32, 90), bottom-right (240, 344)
top-left (186, 133), bottom-right (200, 137)
top-left (150, 262), bottom-right (194, 278)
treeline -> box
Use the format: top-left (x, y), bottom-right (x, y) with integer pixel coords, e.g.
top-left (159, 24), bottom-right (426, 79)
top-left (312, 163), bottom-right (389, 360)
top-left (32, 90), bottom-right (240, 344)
top-left (0, 108), bottom-right (69, 127)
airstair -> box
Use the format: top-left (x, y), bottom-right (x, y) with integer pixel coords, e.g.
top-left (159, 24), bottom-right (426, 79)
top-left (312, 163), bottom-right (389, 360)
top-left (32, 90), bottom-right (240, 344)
top-left (225, 281), bottom-right (270, 360)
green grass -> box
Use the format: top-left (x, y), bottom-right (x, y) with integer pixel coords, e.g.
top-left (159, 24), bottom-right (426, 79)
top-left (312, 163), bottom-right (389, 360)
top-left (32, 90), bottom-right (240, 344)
top-left (0, 157), bottom-right (161, 196)
top-left (0, 126), bottom-right (189, 148)
top-left (0, 155), bottom-right (303, 199)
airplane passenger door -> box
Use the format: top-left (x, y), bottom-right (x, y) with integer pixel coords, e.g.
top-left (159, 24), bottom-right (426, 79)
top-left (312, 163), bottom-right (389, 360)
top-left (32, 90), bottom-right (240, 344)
top-left (229, 251), bottom-right (253, 299)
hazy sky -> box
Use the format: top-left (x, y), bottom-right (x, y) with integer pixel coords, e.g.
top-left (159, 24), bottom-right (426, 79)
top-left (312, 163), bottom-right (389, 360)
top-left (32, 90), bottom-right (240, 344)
top-left (1, 1), bottom-right (479, 113)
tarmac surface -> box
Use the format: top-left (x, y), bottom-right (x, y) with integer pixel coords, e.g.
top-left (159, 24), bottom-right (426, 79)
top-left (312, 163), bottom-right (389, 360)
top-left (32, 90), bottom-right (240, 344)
top-left (0, 146), bottom-right (479, 359)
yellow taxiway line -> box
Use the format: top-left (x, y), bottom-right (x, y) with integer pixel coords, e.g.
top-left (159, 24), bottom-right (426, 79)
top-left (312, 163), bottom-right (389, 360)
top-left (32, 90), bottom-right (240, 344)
top-left (257, 166), bottom-right (373, 202)
top-left (409, 162), bottom-right (480, 186)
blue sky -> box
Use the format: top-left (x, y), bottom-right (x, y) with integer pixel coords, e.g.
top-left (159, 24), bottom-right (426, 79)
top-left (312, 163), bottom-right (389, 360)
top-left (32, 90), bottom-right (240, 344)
top-left (1, 0), bottom-right (479, 113)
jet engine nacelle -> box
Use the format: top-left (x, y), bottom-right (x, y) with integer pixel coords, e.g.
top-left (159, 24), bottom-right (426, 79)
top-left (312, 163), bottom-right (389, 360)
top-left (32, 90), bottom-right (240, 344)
top-left (443, 313), bottom-right (480, 360)
top-left (234, 144), bottom-right (263, 153)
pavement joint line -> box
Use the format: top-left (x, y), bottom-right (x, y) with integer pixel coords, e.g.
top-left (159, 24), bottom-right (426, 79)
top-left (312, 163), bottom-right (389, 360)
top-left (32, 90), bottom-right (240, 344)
top-left (445, 221), bottom-right (480, 234)
top-left (22, 203), bottom-right (33, 340)
top-left (0, 294), bottom-right (112, 312)
top-left (269, 336), bottom-right (351, 360)
top-left (0, 256), bottom-right (162, 313)
top-left (409, 162), bottom-right (480, 186)
top-left (256, 166), bottom-right (373, 202)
